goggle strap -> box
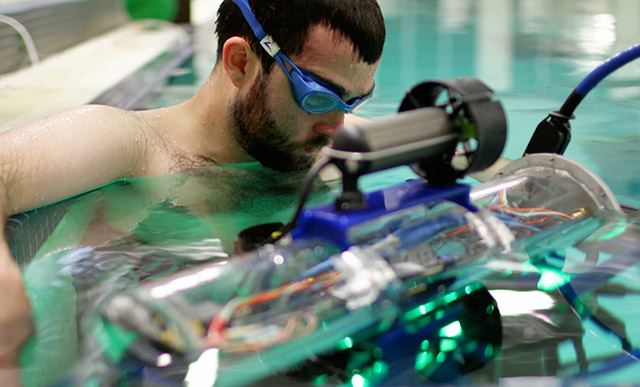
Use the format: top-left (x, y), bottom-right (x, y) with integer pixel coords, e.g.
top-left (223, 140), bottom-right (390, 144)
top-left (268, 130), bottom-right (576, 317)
top-left (231, 0), bottom-right (266, 38)
top-left (260, 35), bottom-right (281, 57)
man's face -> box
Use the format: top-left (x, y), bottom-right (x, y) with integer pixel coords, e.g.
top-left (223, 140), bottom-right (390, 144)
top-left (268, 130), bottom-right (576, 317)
top-left (230, 26), bottom-right (380, 171)
top-left (229, 73), bottom-right (329, 171)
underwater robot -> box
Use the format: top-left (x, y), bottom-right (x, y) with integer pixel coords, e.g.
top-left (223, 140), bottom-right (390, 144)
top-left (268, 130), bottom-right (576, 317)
top-left (88, 44), bottom-right (640, 386)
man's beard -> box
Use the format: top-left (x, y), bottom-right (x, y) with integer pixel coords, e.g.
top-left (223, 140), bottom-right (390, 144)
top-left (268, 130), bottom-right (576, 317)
top-left (229, 74), bottom-right (328, 171)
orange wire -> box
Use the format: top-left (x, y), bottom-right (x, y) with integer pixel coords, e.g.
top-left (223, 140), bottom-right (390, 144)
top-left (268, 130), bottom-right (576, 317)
top-left (207, 271), bottom-right (341, 343)
top-left (449, 224), bottom-right (470, 236)
top-left (523, 216), bottom-right (560, 226)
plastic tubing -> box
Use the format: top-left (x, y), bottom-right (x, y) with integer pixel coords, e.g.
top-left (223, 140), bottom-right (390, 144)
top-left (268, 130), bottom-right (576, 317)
top-left (0, 14), bottom-right (40, 66)
top-left (559, 43), bottom-right (640, 117)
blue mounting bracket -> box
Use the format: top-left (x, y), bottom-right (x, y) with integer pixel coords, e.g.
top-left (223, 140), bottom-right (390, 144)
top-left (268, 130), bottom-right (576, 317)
top-left (291, 180), bottom-right (476, 249)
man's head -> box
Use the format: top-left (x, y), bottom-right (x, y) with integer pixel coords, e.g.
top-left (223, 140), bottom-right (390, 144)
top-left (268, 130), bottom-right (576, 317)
top-left (215, 0), bottom-right (386, 171)
top-left (215, 0), bottom-right (386, 73)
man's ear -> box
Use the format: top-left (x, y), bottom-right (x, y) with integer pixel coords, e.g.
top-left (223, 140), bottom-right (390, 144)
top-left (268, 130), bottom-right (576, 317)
top-left (222, 37), bottom-right (261, 89)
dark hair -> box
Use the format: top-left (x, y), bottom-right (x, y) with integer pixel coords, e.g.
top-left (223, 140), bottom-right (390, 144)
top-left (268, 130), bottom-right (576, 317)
top-left (215, 0), bottom-right (386, 72)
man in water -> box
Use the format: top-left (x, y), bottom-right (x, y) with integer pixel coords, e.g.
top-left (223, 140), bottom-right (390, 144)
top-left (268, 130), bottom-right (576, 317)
top-left (0, 0), bottom-right (385, 377)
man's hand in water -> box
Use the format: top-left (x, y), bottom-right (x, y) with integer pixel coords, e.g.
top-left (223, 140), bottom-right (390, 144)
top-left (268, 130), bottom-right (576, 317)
top-left (0, 236), bottom-right (33, 369)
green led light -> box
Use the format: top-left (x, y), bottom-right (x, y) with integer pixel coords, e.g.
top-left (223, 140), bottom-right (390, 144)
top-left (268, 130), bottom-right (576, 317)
top-left (440, 338), bottom-right (458, 352)
top-left (444, 292), bottom-right (459, 303)
top-left (338, 336), bottom-right (354, 350)
top-left (351, 374), bottom-right (368, 387)
top-left (464, 283), bottom-right (482, 294)
top-left (404, 301), bottom-right (437, 320)
top-left (436, 352), bottom-right (446, 363)
top-left (415, 351), bottom-right (434, 370)
top-left (486, 304), bottom-right (495, 315)
top-left (485, 344), bottom-right (494, 358)
top-left (403, 307), bottom-right (423, 321)
top-left (372, 361), bottom-right (388, 375)
top-left (420, 339), bottom-right (430, 351)
top-left (440, 321), bottom-right (462, 338)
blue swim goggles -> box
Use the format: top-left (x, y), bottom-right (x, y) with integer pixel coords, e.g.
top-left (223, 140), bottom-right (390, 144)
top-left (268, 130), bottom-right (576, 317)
top-left (231, 0), bottom-right (373, 114)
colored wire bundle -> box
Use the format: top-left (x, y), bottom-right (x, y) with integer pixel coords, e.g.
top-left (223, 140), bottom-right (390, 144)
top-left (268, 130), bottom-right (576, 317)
top-left (484, 189), bottom-right (576, 237)
top-left (489, 203), bottom-right (574, 233)
top-left (206, 271), bottom-right (340, 353)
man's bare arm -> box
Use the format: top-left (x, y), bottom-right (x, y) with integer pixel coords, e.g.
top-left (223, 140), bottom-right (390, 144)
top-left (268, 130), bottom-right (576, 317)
top-left (0, 104), bottom-right (150, 374)
top-left (0, 104), bottom-right (146, 215)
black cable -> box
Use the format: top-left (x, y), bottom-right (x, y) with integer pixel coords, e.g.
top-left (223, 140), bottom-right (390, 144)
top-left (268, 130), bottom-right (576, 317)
top-left (524, 43), bottom-right (640, 156)
top-left (262, 155), bottom-right (334, 244)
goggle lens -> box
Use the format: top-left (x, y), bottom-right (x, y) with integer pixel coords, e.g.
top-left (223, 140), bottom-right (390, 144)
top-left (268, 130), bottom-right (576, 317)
top-left (301, 93), bottom-right (340, 114)
top-left (277, 54), bottom-right (371, 114)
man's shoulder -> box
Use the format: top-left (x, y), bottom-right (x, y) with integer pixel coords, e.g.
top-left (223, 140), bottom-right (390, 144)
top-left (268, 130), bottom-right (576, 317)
top-left (63, 104), bottom-right (134, 122)
top-left (25, 104), bottom-right (139, 133)
top-left (61, 104), bottom-right (154, 137)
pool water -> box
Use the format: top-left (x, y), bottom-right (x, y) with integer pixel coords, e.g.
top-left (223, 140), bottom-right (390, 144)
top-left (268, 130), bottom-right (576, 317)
top-left (6, 0), bottom-right (640, 386)
top-left (372, 0), bottom-right (640, 205)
